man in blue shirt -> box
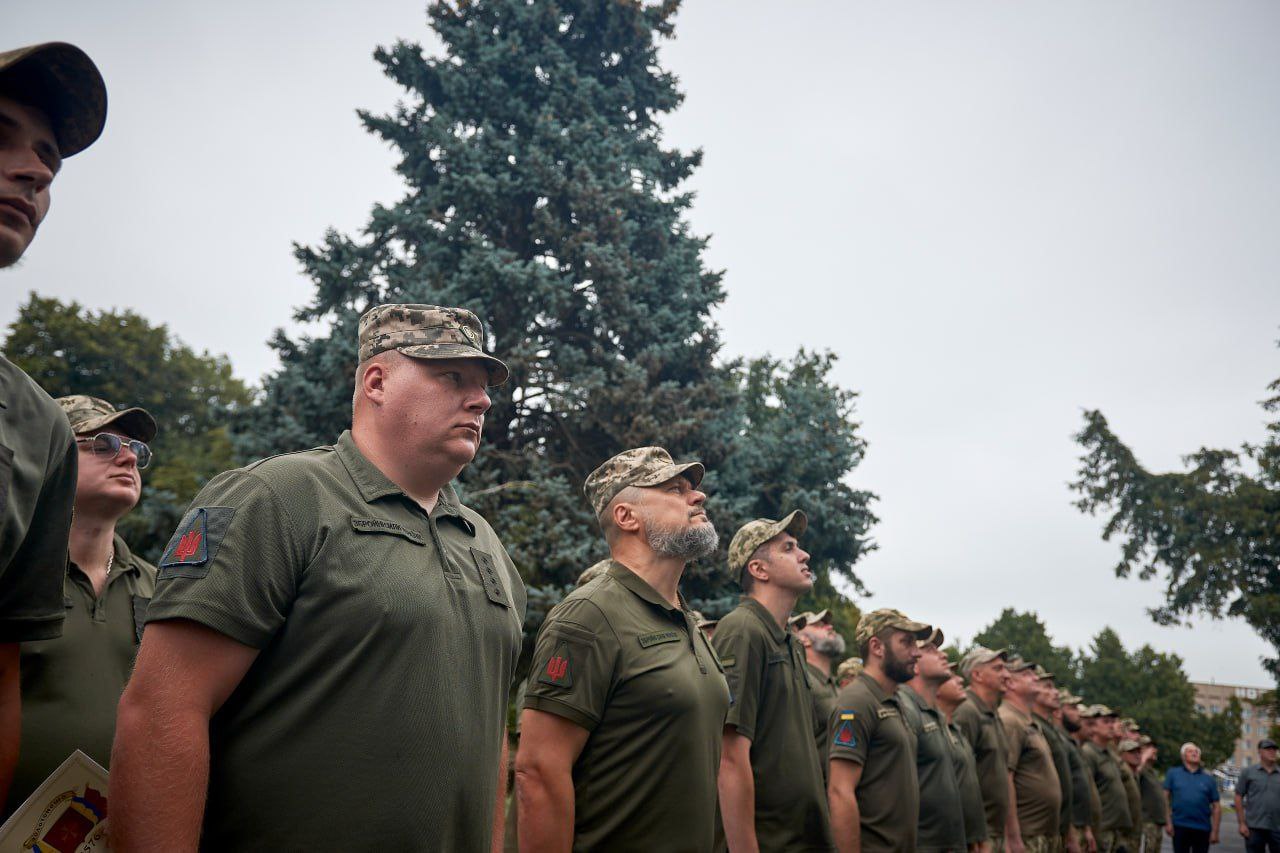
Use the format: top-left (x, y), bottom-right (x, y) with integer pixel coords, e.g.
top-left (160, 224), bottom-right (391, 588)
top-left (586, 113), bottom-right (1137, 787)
top-left (1164, 741), bottom-right (1221, 853)
top-left (1236, 738), bottom-right (1280, 852)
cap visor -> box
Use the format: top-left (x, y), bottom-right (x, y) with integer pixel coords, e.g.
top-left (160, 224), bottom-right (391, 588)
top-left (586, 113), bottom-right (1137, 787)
top-left (2, 43), bottom-right (107, 157)
top-left (633, 460), bottom-right (705, 491)
top-left (77, 407), bottom-right (157, 443)
top-left (397, 342), bottom-right (510, 386)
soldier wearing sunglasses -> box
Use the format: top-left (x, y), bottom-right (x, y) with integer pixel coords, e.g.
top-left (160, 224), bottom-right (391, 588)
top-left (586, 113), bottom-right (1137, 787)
top-left (3, 395), bottom-right (157, 816)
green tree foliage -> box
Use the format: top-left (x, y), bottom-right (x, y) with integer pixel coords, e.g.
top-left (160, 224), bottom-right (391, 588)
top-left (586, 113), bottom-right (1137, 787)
top-left (234, 0), bottom-right (876, 650)
top-left (1073, 354), bottom-right (1280, 682)
top-left (1076, 628), bottom-right (1241, 770)
top-left (973, 609), bottom-right (1080, 691)
top-left (4, 295), bottom-right (252, 561)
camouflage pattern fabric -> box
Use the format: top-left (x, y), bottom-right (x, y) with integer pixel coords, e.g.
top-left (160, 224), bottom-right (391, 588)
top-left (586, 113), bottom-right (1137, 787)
top-left (56, 394), bottom-right (157, 441)
top-left (726, 510), bottom-right (807, 582)
top-left (853, 607), bottom-right (931, 647)
top-left (582, 446), bottom-right (704, 519)
top-left (357, 303), bottom-right (509, 384)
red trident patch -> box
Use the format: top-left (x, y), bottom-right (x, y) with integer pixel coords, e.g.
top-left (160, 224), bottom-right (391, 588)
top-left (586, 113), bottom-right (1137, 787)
top-left (538, 642), bottom-right (573, 688)
top-left (173, 529), bottom-right (203, 562)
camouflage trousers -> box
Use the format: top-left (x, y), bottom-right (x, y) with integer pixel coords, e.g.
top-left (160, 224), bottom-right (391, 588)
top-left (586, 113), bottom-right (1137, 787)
top-left (1021, 835), bottom-right (1057, 853)
top-left (1096, 830), bottom-right (1140, 853)
top-left (990, 833), bottom-right (1005, 853)
top-left (1141, 823), bottom-right (1163, 853)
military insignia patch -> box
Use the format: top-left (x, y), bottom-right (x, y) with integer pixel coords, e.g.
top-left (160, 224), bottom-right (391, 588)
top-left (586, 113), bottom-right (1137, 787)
top-left (158, 506), bottom-right (236, 579)
top-left (538, 642), bottom-right (573, 688)
top-left (833, 711), bottom-right (858, 748)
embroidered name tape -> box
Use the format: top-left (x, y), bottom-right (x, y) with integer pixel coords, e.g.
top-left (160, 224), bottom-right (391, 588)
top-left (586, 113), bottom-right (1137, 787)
top-left (351, 517), bottom-right (425, 545)
top-left (638, 630), bottom-right (681, 648)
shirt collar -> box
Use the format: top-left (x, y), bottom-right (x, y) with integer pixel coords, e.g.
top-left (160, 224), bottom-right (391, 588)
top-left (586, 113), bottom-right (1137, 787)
top-left (856, 670), bottom-right (895, 703)
top-left (604, 560), bottom-right (683, 614)
top-left (111, 534), bottom-right (142, 576)
top-left (964, 688), bottom-right (997, 715)
top-left (335, 431), bottom-right (473, 532)
top-left (899, 683), bottom-right (932, 711)
top-left (739, 596), bottom-right (788, 644)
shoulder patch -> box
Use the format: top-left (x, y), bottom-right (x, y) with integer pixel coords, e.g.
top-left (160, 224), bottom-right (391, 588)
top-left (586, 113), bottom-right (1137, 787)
top-left (158, 507), bottom-right (236, 579)
top-left (638, 630), bottom-right (681, 648)
top-left (538, 642), bottom-right (573, 688)
top-left (833, 711), bottom-right (858, 748)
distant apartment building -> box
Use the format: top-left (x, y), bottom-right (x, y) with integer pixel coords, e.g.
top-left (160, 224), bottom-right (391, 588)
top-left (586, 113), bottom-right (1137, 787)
top-left (1192, 681), bottom-right (1276, 776)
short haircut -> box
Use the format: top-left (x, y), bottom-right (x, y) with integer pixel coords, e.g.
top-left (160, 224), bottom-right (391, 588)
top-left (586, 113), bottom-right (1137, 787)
top-left (1180, 742), bottom-right (1198, 757)
top-left (601, 485), bottom-right (647, 546)
top-left (859, 626), bottom-right (894, 661)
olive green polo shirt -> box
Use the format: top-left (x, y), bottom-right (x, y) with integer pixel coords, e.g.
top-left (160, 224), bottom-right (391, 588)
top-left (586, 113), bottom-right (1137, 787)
top-left (146, 431), bottom-right (526, 851)
top-left (953, 689), bottom-right (1011, 837)
top-left (0, 357), bottom-right (74, 643)
top-left (714, 597), bottom-right (833, 851)
top-left (1119, 759), bottom-right (1142, 834)
top-left (805, 660), bottom-right (839, 780)
top-left (1083, 741), bottom-right (1132, 832)
top-left (1000, 703), bottom-right (1061, 838)
top-left (829, 672), bottom-right (919, 852)
top-left (1035, 713), bottom-right (1074, 835)
top-left (522, 559), bottom-right (729, 852)
top-left (947, 720), bottom-right (990, 846)
top-left (6, 534), bottom-right (154, 816)
top-left (1065, 734), bottom-right (1096, 829)
top-left (899, 684), bottom-right (966, 852)
top-left (1139, 766), bottom-right (1166, 824)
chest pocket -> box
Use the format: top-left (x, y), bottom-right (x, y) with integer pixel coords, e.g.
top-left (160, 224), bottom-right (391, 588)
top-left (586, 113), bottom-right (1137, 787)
top-left (469, 547), bottom-right (510, 608)
top-left (131, 595), bottom-right (150, 644)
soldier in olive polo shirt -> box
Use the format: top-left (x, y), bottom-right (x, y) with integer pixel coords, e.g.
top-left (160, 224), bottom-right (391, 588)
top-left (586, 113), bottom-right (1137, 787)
top-left (1081, 706), bottom-right (1133, 852)
top-left (1136, 739), bottom-right (1167, 853)
top-left (715, 511), bottom-right (834, 851)
top-left (1029, 666), bottom-right (1075, 852)
top-left (954, 646), bottom-right (1013, 852)
top-left (1060, 694), bottom-right (1099, 853)
top-left (939, 664), bottom-right (990, 850)
top-left (112, 305), bottom-right (526, 851)
top-left (517, 447), bottom-right (729, 852)
top-left (1117, 736), bottom-right (1144, 853)
top-left (6, 397), bottom-right (157, 816)
top-left (901, 626), bottom-right (967, 852)
top-left (795, 608), bottom-right (845, 783)
top-left (999, 658), bottom-right (1062, 852)
top-left (828, 608), bottom-right (932, 853)
top-left (0, 41), bottom-right (108, 804)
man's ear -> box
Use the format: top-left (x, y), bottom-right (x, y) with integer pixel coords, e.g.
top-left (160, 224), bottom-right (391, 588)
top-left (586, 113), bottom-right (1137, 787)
top-left (611, 499), bottom-right (642, 535)
top-left (745, 557), bottom-right (769, 585)
top-left (359, 358), bottom-right (391, 405)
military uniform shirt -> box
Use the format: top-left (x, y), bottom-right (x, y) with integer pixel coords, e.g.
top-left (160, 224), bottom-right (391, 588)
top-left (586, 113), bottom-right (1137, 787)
top-left (0, 357), bottom-right (74, 642)
top-left (146, 432), bottom-right (526, 851)
top-left (953, 690), bottom-right (1011, 838)
top-left (1000, 703), bottom-right (1062, 838)
top-left (1139, 766), bottom-right (1167, 825)
top-left (829, 672), bottom-right (919, 852)
top-left (1083, 741), bottom-right (1132, 832)
top-left (523, 560), bottom-right (730, 853)
top-left (1035, 713), bottom-right (1074, 836)
top-left (714, 597), bottom-right (833, 851)
top-left (899, 684), bottom-right (966, 852)
top-left (805, 660), bottom-right (839, 781)
top-left (1119, 760), bottom-right (1143, 834)
top-left (1066, 736), bottom-right (1097, 829)
top-left (947, 720), bottom-right (989, 846)
top-left (1238, 763), bottom-right (1280, 832)
top-left (7, 535), bottom-right (155, 815)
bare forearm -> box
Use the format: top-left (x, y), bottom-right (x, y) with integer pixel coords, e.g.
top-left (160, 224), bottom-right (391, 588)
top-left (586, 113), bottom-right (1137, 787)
top-left (515, 764), bottom-right (574, 853)
top-left (0, 646), bottom-right (21, 807)
top-left (829, 789), bottom-right (861, 853)
top-left (1212, 802), bottom-right (1221, 833)
top-left (718, 759), bottom-right (759, 853)
top-left (110, 695), bottom-right (211, 851)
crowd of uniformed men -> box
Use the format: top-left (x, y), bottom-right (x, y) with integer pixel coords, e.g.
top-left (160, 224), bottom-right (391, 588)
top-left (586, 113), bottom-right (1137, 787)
top-left (3, 37), bottom-right (1277, 853)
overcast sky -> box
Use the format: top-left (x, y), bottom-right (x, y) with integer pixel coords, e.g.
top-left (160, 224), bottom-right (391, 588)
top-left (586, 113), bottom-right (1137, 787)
top-left (8, 1), bottom-right (1278, 686)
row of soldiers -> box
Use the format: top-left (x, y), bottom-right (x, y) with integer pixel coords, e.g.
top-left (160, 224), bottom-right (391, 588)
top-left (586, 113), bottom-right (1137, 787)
top-left (0, 35), bottom-right (1217, 853)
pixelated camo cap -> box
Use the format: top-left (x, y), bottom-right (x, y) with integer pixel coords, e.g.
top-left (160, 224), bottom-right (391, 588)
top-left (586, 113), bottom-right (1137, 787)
top-left (1033, 664), bottom-right (1054, 681)
top-left (583, 446), bottom-right (704, 519)
top-left (836, 657), bottom-right (864, 682)
top-left (56, 395), bottom-right (156, 443)
top-left (1006, 656), bottom-right (1036, 673)
top-left (0, 42), bottom-right (107, 157)
top-left (1058, 688), bottom-right (1083, 705)
top-left (789, 609), bottom-right (831, 630)
top-left (917, 626), bottom-right (945, 648)
top-left (854, 608), bottom-right (931, 647)
top-left (728, 510), bottom-right (807, 584)
top-left (1118, 738), bottom-right (1141, 752)
top-left (357, 304), bottom-right (509, 386)
top-left (958, 646), bottom-right (1008, 678)
top-left (1080, 704), bottom-right (1117, 719)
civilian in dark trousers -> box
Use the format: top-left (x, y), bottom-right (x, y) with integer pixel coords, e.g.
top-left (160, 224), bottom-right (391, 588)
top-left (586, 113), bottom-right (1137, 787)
top-left (1237, 739), bottom-right (1280, 853)
top-left (1163, 742), bottom-right (1220, 853)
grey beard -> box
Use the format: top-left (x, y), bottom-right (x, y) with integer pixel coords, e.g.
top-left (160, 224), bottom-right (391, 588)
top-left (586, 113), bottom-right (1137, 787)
top-left (646, 518), bottom-right (719, 561)
top-left (814, 635), bottom-right (847, 658)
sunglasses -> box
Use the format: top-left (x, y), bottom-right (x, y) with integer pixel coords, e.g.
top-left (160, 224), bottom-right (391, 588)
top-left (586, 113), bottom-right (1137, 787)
top-left (75, 433), bottom-right (153, 469)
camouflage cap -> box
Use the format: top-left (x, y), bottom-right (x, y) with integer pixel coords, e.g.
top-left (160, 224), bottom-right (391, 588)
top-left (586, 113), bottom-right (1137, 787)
top-left (1081, 704), bottom-right (1117, 719)
top-left (0, 42), bottom-right (107, 157)
top-left (583, 446), bottom-right (705, 519)
top-left (1058, 688), bottom-right (1083, 705)
top-left (1139, 735), bottom-right (1153, 746)
top-left (576, 559), bottom-right (611, 588)
top-left (1118, 738), bottom-right (1141, 752)
top-left (1006, 656), bottom-right (1037, 673)
top-left (854, 608), bottom-right (931, 648)
top-left (728, 510), bottom-right (807, 584)
top-left (836, 657), bottom-right (864, 684)
top-left (357, 304), bottom-right (509, 386)
top-left (790, 609), bottom-right (832, 631)
top-left (1121, 717), bottom-right (1139, 731)
top-left (56, 395), bottom-right (157, 443)
top-left (1033, 664), bottom-right (1054, 681)
top-left (917, 626), bottom-right (945, 648)
top-left (959, 646), bottom-right (1008, 678)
